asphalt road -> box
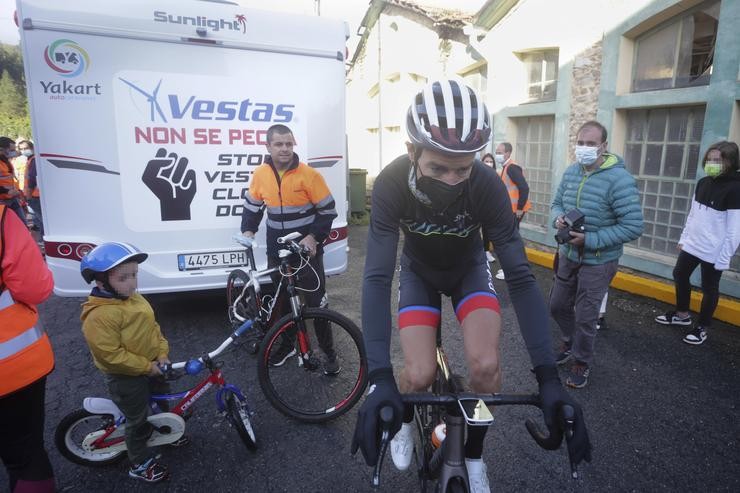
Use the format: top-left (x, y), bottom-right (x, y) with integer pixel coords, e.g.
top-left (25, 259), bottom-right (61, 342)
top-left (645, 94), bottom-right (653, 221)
top-left (2, 224), bottom-right (738, 492)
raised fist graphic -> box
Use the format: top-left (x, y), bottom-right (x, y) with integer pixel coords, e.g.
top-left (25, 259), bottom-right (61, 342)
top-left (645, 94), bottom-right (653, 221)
top-left (142, 148), bottom-right (197, 221)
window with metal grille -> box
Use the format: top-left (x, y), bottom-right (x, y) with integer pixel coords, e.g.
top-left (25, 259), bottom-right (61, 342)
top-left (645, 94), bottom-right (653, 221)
top-left (632, 1), bottom-right (719, 92)
top-left (513, 115), bottom-right (554, 228)
top-left (624, 106), bottom-right (705, 256)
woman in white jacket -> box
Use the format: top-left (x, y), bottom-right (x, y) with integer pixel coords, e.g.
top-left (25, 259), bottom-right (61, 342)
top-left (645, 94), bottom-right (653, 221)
top-left (655, 141), bottom-right (740, 345)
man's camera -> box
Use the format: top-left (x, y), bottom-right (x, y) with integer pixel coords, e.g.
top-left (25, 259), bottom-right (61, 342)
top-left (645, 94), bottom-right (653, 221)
top-left (555, 208), bottom-right (586, 244)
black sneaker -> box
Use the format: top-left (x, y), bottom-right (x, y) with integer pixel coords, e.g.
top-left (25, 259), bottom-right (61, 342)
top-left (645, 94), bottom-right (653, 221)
top-left (683, 326), bottom-right (707, 345)
top-left (555, 343), bottom-right (572, 365)
top-left (566, 361), bottom-right (590, 389)
top-left (596, 316), bottom-right (607, 331)
top-left (655, 311), bottom-right (692, 326)
top-left (323, 354), bottom-right (341, 376)
top-left (269, 343), bottom-right (297, 367)
top-left (129, 457), bottom-right (169, 483)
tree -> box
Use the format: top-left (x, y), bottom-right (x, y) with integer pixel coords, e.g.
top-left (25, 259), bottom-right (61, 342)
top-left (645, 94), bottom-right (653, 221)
top-left (0, 43), bottom-right (30, 138)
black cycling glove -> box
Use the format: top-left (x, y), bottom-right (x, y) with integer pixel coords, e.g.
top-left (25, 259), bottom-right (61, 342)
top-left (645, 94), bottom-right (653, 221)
top-left (350, 368), bottom-right (404, 466)
top-left (534, 365), bottom-right (593, 466)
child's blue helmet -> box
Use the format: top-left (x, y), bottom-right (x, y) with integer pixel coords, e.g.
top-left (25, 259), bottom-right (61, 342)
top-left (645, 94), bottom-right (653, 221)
top-left (80, 242), bottom-right (148, 283)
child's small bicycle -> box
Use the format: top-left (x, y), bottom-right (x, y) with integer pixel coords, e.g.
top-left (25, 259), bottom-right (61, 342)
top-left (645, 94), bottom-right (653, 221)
top-left (55, 320), bottom-right (259, 466)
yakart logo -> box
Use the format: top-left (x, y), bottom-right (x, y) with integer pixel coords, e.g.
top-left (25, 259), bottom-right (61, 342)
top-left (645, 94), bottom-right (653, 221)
top-left (118, 78), bottom-right (294, 124)
top-left (43, 39), bottom-right (89, 77)
top-left (153, 11), bottom-right (247, 34)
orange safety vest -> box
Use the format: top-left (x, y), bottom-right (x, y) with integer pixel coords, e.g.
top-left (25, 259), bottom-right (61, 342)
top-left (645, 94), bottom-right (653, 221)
top-left (0, 204), bottom-right (54, 396)
top-left (0, 158), bottom-right (19, 201)
top-left (501, 162), bottom-right (531, 213)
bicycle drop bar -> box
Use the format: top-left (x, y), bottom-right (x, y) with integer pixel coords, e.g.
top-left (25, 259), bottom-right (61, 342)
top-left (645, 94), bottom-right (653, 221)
top-left (371, 393), bottom-right (579, 487)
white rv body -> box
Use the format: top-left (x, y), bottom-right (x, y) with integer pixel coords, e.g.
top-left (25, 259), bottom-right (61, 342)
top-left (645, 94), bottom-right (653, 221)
top-left (16, 0), bottom-right (349, 296)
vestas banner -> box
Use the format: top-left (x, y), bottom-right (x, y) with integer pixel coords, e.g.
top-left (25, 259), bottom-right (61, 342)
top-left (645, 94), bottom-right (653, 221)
top-left (113, 71), bottom-right (305, 232)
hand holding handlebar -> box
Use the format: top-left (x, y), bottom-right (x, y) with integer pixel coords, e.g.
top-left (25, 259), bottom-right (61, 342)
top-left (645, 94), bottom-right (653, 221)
top-left (351, 368), bottom-right (404, 467)
top-left (532, 365), bottom-right (592, 474)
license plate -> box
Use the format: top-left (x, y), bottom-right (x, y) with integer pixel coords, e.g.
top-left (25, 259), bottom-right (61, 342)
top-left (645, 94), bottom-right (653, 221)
top-left (177, 250), bottom-right (247, 271)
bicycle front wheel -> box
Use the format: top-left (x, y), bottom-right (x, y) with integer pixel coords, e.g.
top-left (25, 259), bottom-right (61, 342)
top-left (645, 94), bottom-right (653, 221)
top-left (224, 392), bottom-right (258, 451)
top-left (257, 308), bottom-right (367, 423)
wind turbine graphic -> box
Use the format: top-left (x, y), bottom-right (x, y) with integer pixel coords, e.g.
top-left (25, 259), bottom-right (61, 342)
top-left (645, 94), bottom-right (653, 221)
top-left (118, 77), bottom-right (168, 123)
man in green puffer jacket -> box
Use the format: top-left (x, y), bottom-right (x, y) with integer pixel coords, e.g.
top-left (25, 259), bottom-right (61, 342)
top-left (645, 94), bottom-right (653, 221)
top-left (550, 120), bottom-right (643, 389)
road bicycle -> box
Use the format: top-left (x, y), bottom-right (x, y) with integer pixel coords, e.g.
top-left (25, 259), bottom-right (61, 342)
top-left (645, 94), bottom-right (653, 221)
top-left (227, 232), bottom-right (367, 423)
top-left (371, 327), bottom-right (577, 492)
top-left (55, 320), bottom-right (259, 467)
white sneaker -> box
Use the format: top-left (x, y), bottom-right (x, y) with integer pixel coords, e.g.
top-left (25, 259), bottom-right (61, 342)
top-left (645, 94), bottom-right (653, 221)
top-left (390, 422), bottom-right (414, 471)
top-left (485, 251), bottom-right (495, 263)
top-left (465, 458), bottom-right (491, 493)
top-left (495, 269), bottom-right (505, 280)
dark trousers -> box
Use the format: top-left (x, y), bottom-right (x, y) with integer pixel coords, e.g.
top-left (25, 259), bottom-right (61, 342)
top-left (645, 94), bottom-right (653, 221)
top-left (106, 374), bottom-right (169, 465)
top-left (673, 250), bottom-right (723, 327)
top-left (268, 253), bottom-right (334, 355)
top-left (549, 257), bottom-right (618, 366)
top-left (0, 377), bottom-right (54, 492)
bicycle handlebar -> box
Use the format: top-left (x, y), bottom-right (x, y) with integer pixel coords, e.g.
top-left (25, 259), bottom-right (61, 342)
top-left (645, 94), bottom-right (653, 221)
top-left (371, 392), bottom-right (579, 487)
top-left (167, 319), bottom-right (255, 372)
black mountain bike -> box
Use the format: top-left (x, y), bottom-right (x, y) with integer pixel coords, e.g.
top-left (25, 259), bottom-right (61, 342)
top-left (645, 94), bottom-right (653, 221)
top-left (227, 232), bottom-right (367, 423)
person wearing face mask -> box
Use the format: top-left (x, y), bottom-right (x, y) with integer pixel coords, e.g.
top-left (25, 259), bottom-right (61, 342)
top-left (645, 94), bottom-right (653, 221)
top-left (655, 141), bottom-right (740, 345)
top-left (20, 141), bottom-right (43, 239)
top-left (550, 121), bottom-right (643, 389)
top-left (351, 80), bottom-right (592, 492)
top-left (0, 136), bottom-right (26, 222)
top-left (492, 142), bottom-right (530, 280)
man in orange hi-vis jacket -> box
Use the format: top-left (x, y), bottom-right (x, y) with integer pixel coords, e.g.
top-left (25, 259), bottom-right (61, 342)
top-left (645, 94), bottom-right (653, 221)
top-left (240, 124), bottom-right (340, 373)
top-left (0, 202), bottom-right (56, 493)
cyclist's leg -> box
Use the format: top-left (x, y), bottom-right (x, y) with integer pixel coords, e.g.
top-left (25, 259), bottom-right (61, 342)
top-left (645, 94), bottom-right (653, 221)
top-left (393, 258), bottom-right (440, 471)
top-left (397, 256), bottom-right (440, 394)
top-left (451, 260), bottom-right (501, 463)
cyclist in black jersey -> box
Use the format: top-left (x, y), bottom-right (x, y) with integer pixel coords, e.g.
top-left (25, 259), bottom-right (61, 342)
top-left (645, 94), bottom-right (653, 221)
top-left (351, 80), bottom-right (592, 491)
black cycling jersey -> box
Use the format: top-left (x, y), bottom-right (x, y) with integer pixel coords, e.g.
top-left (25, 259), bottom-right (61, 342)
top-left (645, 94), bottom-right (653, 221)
top-left (362, 154), bottom-right (555, 372)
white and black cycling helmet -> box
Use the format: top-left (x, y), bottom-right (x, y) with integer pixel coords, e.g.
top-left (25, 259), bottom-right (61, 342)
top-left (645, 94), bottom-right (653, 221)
top-left (406, 79), bottom-right (491, 155)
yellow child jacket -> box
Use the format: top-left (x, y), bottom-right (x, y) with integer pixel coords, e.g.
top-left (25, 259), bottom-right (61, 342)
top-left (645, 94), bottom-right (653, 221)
top-left (81, 292), bottom-right (169, 376)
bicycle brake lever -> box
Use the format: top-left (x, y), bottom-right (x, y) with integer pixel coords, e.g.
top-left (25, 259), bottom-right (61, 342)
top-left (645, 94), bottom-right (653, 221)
top-left (560, 404), bottom-right (578, 479)
top-left (372, 406), bottom-right (394, 488)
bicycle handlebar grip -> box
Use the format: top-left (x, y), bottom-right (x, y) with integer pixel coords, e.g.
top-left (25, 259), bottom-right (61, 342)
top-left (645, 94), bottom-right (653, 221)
top-left (379, 406), bottom-right (394, 426)
top-left (372, 406), bottom-right (395, 488)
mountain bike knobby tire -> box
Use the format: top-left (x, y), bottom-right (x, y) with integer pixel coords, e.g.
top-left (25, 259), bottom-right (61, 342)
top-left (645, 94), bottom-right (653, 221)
top-left (257, 307), bottom-right (367, 423)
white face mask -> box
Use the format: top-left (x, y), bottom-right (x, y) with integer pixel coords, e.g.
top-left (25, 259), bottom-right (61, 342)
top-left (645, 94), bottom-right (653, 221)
top-left (575, 145), bottom-right (599, 166)
top-left (21, 149), bottom-right (33, 157)
top-left (494, 154), bottom-right (505, 165)
top-left (4, 150), bottom-right (19, 159)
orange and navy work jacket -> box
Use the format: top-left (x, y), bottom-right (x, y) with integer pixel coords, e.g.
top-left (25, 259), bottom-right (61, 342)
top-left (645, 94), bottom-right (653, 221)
top-left (24, 155), bottom-right (40, 198)
top-left (0, 156), bottom-right (20, 202)
top-left (240, 154), bottom-right (337, 258)
top-left (0, 204), bottom-right (55, 396)
top-left (501, 161), bottom-right (531, 213)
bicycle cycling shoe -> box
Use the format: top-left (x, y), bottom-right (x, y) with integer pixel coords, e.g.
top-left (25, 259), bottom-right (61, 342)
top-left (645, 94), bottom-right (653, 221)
top-left (390, 422), bottom-right (414, 471)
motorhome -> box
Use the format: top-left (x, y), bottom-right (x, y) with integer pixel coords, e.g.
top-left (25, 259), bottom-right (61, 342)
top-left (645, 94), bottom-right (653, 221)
top-left (16, 0), bottom-right (349, 296)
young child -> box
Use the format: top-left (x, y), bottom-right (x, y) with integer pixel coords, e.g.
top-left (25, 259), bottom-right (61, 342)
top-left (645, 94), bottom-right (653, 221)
top-left (79, 242), bottom-right (181, 483)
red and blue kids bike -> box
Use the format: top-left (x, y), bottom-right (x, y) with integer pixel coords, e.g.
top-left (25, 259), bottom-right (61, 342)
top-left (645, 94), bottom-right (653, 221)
top-left (55, 320), bottom-right (258, 466)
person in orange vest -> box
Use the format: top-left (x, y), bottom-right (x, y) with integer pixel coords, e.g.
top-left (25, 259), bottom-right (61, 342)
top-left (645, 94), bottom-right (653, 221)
top-left (0, 203), bottom-right (56, 493)
top-left (21, 141), bottom-right (43, 238)
top-left (493, 142), bottom-right (531, 280)
top-left (0, 136), bottom-right (27, 223)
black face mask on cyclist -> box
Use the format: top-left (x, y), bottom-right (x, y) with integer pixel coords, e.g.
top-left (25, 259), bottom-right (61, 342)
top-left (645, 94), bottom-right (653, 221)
top-left (411, 161), bottom-right (467, 211)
